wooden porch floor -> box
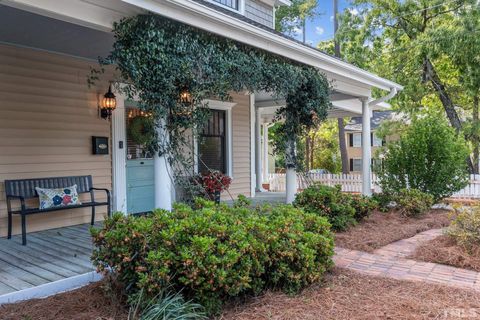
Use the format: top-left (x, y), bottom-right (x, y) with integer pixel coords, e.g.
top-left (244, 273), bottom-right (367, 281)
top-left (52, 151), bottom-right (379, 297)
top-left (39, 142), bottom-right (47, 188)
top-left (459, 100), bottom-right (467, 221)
top-left (0, 223), bottom-right (100, 296)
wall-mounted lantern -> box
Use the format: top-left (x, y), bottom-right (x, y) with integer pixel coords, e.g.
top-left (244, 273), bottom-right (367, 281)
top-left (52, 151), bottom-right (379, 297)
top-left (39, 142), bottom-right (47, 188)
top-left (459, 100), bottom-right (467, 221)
top-left (179, 88), bottom-right (193, 105)
top-left (99, 84), bottom-right (117, 120)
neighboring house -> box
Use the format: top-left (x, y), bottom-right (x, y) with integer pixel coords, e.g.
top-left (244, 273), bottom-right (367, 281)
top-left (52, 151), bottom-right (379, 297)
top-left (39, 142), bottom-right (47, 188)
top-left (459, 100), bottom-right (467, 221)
top-left (0, 0), bottom-right (402, 299)
top-left (345, 110), bottom-right (394, 173)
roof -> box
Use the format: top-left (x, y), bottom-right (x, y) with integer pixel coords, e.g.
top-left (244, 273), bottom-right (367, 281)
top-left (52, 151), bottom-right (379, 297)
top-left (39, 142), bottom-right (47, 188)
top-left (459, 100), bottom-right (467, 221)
top-left (345, 111), bottom-right (394, 132)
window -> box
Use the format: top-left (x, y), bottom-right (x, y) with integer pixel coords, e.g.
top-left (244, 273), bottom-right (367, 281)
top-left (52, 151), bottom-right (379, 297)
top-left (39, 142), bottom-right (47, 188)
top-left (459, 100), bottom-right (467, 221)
top-left (211, 0), bottom-right (239, 10)
top-left (349, 133), bottom-right (362, 147)
top-left (350, 158), bottom-right (362, 172)
top-left (198, 109), bottom-right (227, 174)
top-left (372, 133), bottom-right (383, 147)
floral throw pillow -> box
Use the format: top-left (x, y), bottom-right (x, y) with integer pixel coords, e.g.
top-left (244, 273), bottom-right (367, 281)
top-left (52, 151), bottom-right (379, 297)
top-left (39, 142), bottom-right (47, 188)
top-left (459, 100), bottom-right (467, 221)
top-left (35, 185), bottom-right (81, 210)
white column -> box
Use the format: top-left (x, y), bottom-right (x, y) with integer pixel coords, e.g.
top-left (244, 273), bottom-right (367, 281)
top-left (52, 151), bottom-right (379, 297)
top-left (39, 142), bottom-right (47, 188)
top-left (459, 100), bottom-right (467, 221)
top-left (361, 98), bottom-right (372, 196)
top-left (154, 119), bottom-right (173, 210)
top-left (285, 136), bottom-right (297, 204)
top-left (255, 107), bottom-right (264, 192)
top-left (262, 123), bottom-right (269, 182)
top-left (286, 167), bottom-right (297, 204)
top-left (111, 96), bottom-right (127, 213)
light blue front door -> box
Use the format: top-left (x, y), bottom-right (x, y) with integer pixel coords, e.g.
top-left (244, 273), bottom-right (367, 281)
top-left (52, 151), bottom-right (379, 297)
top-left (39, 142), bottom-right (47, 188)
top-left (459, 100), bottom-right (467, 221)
top-left (126, 159), bottom-right (155, 214)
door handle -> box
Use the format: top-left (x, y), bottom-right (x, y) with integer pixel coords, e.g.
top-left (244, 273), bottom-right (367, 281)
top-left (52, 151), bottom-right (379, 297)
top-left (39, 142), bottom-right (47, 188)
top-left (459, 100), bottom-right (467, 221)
top-left (140, 161), bottom-right (144, 165)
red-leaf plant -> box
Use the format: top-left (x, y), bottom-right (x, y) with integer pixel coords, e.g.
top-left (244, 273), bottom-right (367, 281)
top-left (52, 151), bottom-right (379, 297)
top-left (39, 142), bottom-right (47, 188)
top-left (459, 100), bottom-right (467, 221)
top-left (198, 170), bottom-right (232, 195)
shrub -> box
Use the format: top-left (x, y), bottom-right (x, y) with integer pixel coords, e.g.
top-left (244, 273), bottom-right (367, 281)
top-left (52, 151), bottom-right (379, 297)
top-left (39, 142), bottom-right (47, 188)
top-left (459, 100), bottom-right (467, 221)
top-left (395, 188), bottom-right (434, 217)
top-left (91, 198), bottom-right (334, 314)
top-left (377, 113), bottom-right (469, 202)
top-left (371, 192), bottom-right (394, 212)
top-left (347, 194), bottom-right (378, 221)
top-left (293, 184), bottom-right (356, 231)
top-left (448, 205), bottom-right (480, 252)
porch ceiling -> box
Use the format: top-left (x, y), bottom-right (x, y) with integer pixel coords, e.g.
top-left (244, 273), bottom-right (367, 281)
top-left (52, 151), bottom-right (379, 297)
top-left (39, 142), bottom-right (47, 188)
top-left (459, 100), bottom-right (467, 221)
top-left (0, 4), bottom-right (114, 60)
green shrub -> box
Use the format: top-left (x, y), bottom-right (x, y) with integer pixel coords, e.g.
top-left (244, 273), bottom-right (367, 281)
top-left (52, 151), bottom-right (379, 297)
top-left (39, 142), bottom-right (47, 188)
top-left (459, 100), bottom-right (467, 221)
top-left (371, 192), bottom-right (394, 212)
top-left (395, 188), bottom-right (434, 217)
top-left (347, 194), bottom-right (378, 221)
top-left (293, 184), bottom-right (356, 231)
top-left (447, 205), bottom-right (480, 252)
top-left (377, 113), bottom-right (469, 202)
top-left (91, 198), bottom-right (334, 314)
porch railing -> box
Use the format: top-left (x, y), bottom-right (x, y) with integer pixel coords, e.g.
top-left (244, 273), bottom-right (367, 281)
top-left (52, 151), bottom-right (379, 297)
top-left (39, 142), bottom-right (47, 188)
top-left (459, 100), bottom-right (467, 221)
top-left (267, 173), bottom-right (480, 199)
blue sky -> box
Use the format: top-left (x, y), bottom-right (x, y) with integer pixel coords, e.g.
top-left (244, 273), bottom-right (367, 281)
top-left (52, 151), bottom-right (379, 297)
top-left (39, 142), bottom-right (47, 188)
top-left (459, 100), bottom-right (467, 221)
top-left (290, 0), bottom-right (355, 46)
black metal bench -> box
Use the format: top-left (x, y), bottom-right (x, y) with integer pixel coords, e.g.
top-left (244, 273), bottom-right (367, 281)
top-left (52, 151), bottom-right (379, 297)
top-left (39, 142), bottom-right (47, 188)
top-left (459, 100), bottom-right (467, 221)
top-left (5, 175), bottom-right (111, 245)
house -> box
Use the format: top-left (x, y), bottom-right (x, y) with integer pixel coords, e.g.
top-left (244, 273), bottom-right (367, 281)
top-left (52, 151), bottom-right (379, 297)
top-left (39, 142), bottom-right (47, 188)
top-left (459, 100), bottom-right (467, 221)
top-left (0, 0), bottom-right (402, 302)
top-left (345, 110), bottom-right (394, 173)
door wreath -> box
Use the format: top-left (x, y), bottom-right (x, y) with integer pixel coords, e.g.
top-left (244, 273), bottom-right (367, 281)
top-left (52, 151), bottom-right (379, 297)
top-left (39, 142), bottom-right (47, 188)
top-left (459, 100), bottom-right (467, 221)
top-left (128, 115), bottom-right (156, 148)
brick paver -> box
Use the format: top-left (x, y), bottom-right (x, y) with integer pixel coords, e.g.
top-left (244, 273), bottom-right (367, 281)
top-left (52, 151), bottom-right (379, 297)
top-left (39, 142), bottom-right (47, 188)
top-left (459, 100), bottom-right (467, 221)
top-left (334, 229), bottom-right (480, 292)
top-left (372, 228), bottom-right (444, 258)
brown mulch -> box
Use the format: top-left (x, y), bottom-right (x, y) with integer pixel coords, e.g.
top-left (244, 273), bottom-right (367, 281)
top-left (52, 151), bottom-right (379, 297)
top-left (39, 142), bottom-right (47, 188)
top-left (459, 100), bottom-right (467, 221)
top-left (409, 235), bottom-right (480, 272)
top-left (2, 268), bottom-right (479, 320)
top-left (220, 268), bottom-right (480, 320)
top-left (0, 281), bottom-right (128, 320)
top-left (334, 209), bottom-right (451, 252)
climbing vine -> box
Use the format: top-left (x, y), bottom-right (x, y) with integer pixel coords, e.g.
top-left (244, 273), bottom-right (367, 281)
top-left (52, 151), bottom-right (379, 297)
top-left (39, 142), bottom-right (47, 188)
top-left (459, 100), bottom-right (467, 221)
top-left (91, 14), bottom-right (331, 199)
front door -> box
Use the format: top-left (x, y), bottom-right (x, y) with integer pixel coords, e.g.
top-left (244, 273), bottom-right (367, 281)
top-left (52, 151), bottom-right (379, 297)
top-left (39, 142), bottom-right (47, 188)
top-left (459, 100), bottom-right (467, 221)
top-left (125, 107), bottom-right (155, 214)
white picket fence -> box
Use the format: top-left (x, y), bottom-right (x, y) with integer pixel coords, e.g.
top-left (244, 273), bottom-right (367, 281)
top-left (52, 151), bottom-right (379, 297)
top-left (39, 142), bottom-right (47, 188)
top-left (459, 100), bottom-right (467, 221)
top-left (268, 173), bottom-right (480, 199)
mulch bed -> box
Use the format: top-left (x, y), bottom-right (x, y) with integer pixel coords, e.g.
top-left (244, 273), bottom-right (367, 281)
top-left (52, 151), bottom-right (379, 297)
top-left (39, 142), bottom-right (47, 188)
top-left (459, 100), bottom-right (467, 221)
top-left (410, 235), bottom-right (480, 272)
top-left (2, 268), bottom-right (479, 320)
top-left (334, 209), bottom-right (451, 252)
top-left (220, 268), bottom-right (480, 320)
top-left (0, 281), bottom-right (128, 320)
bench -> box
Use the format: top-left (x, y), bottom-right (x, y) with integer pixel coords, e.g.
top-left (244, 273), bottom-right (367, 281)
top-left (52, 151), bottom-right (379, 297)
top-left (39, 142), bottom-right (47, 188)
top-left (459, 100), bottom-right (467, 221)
top-left (5, 175), bottom-right (111, 245)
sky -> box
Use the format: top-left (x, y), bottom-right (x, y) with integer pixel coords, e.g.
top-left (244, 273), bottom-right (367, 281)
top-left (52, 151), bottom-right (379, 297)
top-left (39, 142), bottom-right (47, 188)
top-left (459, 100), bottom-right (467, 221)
top-left (290, 0), bottom-right (355, 47)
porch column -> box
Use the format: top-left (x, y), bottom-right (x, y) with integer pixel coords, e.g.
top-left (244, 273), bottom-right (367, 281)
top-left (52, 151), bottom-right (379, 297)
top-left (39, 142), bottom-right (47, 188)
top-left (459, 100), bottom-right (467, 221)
top-left (285, 138), bottom-right (297, 204)
top-left (262, 123), bottom-right (269, 182)
top-left (255, 107), bottom-right (264, 191)
top-left (361, 98), bottom-right (372, 196)
top-left (154, 119), bottom-right (173, 210)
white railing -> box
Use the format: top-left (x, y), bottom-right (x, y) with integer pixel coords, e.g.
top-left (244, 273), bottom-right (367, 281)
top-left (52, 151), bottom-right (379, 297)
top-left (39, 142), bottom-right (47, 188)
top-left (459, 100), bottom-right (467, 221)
top-left (267, 173), bottom-right (480, 199)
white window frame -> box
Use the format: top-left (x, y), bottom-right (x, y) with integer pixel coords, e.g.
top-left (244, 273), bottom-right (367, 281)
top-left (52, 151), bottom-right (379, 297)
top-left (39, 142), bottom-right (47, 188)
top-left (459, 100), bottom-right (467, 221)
top-left (352, 158), bottom-right (362, 172)
top-left (195, 99), bottom-right (237, 178)
top-left (352, 133), bottom-right (362, 147)
top-left (205, 0), bottom-right (246, 15)
top-left (372, 133), bottom-right (383, 147)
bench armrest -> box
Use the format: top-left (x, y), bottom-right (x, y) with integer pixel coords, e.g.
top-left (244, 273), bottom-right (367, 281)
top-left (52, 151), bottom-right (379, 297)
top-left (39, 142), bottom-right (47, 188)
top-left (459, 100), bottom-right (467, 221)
top-left (89, 188), bottom-right (111, 211)
top-left (6, 195), bottom-right (26, 212)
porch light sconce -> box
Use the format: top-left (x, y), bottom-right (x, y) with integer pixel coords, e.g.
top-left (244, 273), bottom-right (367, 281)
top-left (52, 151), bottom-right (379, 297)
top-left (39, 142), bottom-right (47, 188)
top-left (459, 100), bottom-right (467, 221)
top-left (99, 84), bottom-right (117, 120)
top-left (179, 88), bottom-right (193, 105)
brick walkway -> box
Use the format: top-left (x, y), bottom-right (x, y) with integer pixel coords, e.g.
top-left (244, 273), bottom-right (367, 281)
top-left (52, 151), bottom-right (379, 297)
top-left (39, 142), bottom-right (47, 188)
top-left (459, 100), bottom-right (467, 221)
top-left (373, 228), bottom-right (444, 258)
top-left (334, 229), bottom-right (480, 292)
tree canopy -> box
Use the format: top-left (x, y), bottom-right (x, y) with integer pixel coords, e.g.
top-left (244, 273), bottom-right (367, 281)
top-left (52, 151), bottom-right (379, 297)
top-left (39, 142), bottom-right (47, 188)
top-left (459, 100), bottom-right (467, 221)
top-left (334, 0), bottom-right (480, 172)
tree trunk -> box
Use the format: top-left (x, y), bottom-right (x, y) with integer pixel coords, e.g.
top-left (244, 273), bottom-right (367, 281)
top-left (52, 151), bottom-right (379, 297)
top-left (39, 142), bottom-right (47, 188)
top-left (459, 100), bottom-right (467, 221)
top-left (310, 133), bottom-right (315, 169)
top-left (424, 58), bottom-right (475, 173)
top-left (473, 95), bottom-right (479, 174)
top-left (338, 118), bottom-right (349, 173)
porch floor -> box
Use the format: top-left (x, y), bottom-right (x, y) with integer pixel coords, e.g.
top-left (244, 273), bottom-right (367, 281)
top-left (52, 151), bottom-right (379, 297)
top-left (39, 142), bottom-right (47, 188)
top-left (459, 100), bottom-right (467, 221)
top-left (0, 223), bottom-right (100, 296)
top-left (251, 192), bottom-right (286, 205)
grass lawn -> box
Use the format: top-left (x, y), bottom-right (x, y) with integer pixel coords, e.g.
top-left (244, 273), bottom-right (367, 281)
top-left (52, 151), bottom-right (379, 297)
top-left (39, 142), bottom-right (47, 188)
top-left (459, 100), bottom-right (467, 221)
top-left (334, 209), bottom-right (451, 252)
top-left (2, 268), bottom-right (479, 320)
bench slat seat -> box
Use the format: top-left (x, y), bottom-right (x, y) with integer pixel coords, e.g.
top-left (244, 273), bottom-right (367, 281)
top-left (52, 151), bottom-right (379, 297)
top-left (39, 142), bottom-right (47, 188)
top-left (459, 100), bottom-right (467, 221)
top-left (5, 175), bottom-right (111, 245)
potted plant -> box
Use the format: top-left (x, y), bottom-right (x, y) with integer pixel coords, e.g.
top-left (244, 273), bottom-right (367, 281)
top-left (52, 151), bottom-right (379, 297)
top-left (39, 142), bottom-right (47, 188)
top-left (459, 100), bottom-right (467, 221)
top-left (198, 170), bottom-right (232, 204)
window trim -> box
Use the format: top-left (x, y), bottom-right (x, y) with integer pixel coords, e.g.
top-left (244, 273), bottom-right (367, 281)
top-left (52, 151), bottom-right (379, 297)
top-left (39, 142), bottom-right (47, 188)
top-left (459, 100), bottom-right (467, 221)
top-left (205, 0), bottom-right (245, 15)
top-left (195, 99), bottom-right (237, 177)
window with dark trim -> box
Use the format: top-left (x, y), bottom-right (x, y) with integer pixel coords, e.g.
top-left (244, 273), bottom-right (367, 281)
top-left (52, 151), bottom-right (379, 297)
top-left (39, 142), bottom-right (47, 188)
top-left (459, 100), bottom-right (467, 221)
top-left (198, 109), bottom-right (227, 174)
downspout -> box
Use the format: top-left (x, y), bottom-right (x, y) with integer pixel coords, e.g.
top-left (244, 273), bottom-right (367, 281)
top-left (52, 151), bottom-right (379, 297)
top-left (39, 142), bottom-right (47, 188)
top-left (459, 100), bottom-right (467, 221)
top-left (368, 87), bottom-right (398, 107)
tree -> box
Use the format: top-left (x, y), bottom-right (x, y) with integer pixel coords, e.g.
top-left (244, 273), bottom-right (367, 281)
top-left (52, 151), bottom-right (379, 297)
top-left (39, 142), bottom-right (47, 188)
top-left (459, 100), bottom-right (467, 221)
top-left (336, 0), bottom-right (480, 172)
top-left (275, 0), bottom-right (319, 35)
top-left (377, 113), bottom-right (469, 201)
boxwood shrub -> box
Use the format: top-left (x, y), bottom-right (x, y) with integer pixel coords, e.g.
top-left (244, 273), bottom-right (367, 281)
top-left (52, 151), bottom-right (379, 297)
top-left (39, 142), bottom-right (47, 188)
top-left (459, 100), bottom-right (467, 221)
top-left (91, 198), bottom-right (334, 314)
